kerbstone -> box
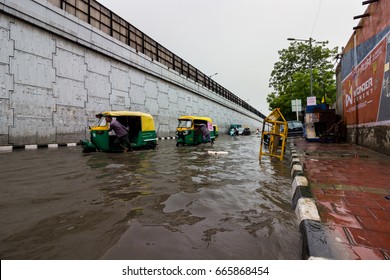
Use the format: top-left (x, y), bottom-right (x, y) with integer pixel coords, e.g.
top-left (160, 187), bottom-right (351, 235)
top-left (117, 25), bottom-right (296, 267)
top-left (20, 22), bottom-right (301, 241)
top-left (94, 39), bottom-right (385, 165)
top-left (295, 198), bottom-right (320, 224)
top-left (292, 176), bottom-right (308, 198)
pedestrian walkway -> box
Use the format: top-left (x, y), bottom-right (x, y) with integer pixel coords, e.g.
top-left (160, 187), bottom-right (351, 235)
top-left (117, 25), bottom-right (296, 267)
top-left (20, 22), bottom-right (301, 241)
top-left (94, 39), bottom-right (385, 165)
top-left (291, 138), bottom-right (390, 259)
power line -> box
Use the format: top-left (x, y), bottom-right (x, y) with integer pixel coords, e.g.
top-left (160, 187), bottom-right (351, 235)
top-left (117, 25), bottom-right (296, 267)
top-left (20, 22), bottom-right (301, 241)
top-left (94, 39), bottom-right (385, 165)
top-left (311, 0), bottom-right (323, 36)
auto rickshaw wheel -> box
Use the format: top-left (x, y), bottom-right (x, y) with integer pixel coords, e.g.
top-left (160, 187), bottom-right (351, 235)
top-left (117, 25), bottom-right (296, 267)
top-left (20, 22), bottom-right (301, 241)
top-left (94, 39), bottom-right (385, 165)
top-left (82, 147), bottom-right (97, 153)
top-left (145, 143), bottom-right (156, 150)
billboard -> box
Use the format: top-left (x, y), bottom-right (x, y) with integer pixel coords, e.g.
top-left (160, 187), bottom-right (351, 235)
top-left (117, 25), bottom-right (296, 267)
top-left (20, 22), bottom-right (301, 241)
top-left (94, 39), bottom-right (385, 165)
top-left (341, 32), bottom-right (390, 125)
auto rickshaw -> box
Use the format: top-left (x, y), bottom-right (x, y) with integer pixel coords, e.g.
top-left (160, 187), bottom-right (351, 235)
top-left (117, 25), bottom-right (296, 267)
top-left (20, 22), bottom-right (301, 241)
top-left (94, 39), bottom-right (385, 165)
top-left (175, 116), bottom-right (215, 146)
top-left (81, 111), bottom-right (157, 153)
top-left (229, 124), bottom-right (241, 136)
top-left (213, 125), bottom-right (219, 137)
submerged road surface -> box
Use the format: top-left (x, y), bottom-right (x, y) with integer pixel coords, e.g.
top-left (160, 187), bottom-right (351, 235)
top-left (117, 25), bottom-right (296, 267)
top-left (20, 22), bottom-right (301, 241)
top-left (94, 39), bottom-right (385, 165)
top-left (0, 135), bottom-right (300, 259)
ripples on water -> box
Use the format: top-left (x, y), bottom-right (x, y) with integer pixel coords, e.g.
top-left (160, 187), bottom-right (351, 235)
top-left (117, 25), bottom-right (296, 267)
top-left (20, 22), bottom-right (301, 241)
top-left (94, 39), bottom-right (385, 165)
top-left (0, 135), bottom-right (300, 259)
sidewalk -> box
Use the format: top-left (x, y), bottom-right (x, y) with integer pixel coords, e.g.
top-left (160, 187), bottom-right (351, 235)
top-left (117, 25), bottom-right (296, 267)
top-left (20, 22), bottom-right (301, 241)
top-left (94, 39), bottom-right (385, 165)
top-left (290, 138), bottom-right (390, 260)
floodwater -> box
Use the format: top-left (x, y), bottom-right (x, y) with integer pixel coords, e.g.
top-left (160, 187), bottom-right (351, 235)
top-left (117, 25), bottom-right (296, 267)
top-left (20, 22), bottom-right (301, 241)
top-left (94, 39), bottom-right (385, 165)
top-left (0, 135), bottom-right (301, 260)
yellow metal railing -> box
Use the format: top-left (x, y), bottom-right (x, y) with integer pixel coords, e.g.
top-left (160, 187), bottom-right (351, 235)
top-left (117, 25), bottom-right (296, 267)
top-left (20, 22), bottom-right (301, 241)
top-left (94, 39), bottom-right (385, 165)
top-left (259, 108), bottom-right (288, 161)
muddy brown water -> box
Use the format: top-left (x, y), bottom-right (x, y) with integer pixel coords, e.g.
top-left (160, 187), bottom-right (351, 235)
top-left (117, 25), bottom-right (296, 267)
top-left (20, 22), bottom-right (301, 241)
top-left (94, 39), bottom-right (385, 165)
top-left (0, 135), bottom-right (300, 259)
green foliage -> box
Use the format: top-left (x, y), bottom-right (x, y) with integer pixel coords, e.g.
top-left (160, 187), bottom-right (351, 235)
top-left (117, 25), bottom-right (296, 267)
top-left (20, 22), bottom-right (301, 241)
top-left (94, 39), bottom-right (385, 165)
top-left (267, 40), bottom-right (338, 120)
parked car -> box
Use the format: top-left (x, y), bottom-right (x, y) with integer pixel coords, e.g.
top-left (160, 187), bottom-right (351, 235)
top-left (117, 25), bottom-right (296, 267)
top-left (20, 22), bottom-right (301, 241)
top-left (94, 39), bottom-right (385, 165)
top-left (287, 120), bottom-right (304, 137)
top-left (242, 127), bottom-right (251, 135)
top-left (237, 127), bottom-right (245, 135)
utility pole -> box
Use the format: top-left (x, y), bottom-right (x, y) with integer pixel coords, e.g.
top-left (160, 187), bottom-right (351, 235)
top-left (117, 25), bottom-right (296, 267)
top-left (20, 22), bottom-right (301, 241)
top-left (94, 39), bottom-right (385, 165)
top-left (287, 37), bottom-right (314, 96)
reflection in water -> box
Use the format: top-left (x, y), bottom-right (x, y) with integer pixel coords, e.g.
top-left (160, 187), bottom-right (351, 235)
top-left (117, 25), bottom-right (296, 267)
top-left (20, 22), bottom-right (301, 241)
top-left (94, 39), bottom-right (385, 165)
top-left (0, 135), bottom-right (300, 259)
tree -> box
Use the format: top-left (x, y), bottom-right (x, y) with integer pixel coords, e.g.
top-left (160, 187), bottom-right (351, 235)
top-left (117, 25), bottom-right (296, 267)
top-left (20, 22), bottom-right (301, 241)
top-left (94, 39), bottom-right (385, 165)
top-left (267, 40), bottom-right (338, 120)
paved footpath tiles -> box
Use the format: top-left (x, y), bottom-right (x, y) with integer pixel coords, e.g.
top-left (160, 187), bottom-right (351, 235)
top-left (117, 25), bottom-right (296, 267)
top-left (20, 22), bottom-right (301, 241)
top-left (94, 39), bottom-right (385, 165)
top-left (292, 138), bottom-right (390, 259)
top-left (347, 228), bottom-right (390, 251)
top-left (347, 245), bottom-right (388, 260)
top-left (357, 216), bottom-right (390, 233)
top-left (369, 208), bottom-right (390, 221)
top-left (344, 196), bottom-right (384, 209)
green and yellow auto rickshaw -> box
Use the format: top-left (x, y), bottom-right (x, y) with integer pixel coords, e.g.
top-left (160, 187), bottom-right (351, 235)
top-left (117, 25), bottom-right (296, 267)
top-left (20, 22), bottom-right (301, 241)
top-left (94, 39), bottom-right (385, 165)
top-left (213, 125), bottom-right (219, 137)
top-left (81, 111), bottom-right (157, 153)
top-left (175, 115), bottom-right (215, 146)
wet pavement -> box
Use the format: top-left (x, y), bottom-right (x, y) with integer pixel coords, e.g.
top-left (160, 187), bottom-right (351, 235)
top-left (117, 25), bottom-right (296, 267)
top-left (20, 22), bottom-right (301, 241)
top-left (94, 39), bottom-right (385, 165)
top-left (291, 138), bottom-right (390, 260)
top-left (0, 135), bottom-right (300, 260)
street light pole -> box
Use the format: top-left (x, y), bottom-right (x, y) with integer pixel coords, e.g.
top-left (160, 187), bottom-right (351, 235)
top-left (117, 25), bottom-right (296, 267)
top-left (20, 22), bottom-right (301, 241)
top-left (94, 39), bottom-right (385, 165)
top-left (287, 37), bottom-right (314, 96)
top-left (309, 37), bottom-right (313, 97)
top-left (209, 72), bottom-right (218, 78)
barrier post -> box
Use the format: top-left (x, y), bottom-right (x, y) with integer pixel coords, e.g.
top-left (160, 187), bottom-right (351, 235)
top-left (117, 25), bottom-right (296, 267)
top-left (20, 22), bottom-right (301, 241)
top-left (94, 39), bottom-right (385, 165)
top-left (259, 108), bottom-right (288, 161)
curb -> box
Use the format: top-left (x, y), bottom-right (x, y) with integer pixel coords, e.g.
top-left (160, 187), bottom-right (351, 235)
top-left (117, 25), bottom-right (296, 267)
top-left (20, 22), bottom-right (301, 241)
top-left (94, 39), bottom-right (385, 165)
top-left (157, 136), bottom-right (176, 140)
top-left (0, 137), bottom-right (177, 152)
top-left (289, 140), bottom-right (334, 260)
top-left (0, 143), bottom-right (78, 151)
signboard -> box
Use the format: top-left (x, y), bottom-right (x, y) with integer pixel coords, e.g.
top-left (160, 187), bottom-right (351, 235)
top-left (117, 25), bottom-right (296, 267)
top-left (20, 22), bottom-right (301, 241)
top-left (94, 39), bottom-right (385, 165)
top-left (307, 96), bottom-right (317, 106)
top-left (291, 99), bottom-right (302, 112)
top-left (341, 32), bottom-right (389, 125)
top-left (291, 99), bottom-right (302, 121)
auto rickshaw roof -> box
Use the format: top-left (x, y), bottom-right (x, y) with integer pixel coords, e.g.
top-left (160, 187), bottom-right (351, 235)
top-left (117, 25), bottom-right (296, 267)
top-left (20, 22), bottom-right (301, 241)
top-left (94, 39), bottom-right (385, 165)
top-left (100, 111), bottom-right (154, 119)
top-left (178, 115), bottom-right (213, 123)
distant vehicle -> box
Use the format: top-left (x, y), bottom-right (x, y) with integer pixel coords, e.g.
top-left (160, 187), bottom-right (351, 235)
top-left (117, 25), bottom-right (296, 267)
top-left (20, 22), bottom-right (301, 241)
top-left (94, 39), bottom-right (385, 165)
top-left (242, 127), bottom-right (251, 135)
top-left (176, 115), bottom-right (215, 146)
top-left (230, 124), bottom-right (242, 129)
top-left (287, 120), bottom-right (304, 137)
top-left (229, 124), bottom-right (242, 135)
top-left (237, 127), bottom-right (245, 135)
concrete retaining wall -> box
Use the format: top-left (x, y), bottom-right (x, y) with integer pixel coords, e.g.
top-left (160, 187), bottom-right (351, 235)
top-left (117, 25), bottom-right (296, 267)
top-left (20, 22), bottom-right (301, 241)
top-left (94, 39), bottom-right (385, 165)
top-left (347, 125), bottom-right (390, 156)
top-left (0, 0), bottom-right (263, 146)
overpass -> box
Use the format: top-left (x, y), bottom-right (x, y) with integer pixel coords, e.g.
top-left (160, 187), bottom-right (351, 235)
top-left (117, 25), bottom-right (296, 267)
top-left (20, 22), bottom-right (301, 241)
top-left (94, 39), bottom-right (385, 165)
top-left (0, 0), bottom-right (265, 146)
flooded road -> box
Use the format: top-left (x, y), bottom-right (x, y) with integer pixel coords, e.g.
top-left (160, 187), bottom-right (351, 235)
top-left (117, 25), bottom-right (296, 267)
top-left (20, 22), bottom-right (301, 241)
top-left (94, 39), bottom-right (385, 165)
top-left (0, 135), bottom-right (301, 260)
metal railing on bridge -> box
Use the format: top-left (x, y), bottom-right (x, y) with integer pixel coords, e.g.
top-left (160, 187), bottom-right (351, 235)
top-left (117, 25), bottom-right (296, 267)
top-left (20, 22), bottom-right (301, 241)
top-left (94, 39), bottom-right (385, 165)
top-left (46, 0), bottom-right (265, 119)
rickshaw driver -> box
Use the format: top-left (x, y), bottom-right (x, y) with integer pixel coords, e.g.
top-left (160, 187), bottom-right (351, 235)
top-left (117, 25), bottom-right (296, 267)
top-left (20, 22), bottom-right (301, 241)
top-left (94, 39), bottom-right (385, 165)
top-left (199, 123), bottom-right (211, 143)
top-left (105, 115), bottom-right (131, 153)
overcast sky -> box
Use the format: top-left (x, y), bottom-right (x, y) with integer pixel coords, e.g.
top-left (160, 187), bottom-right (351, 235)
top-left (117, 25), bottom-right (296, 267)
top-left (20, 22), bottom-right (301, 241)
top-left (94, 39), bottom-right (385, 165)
top-left (97, 0), bottom-right (367, 115)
